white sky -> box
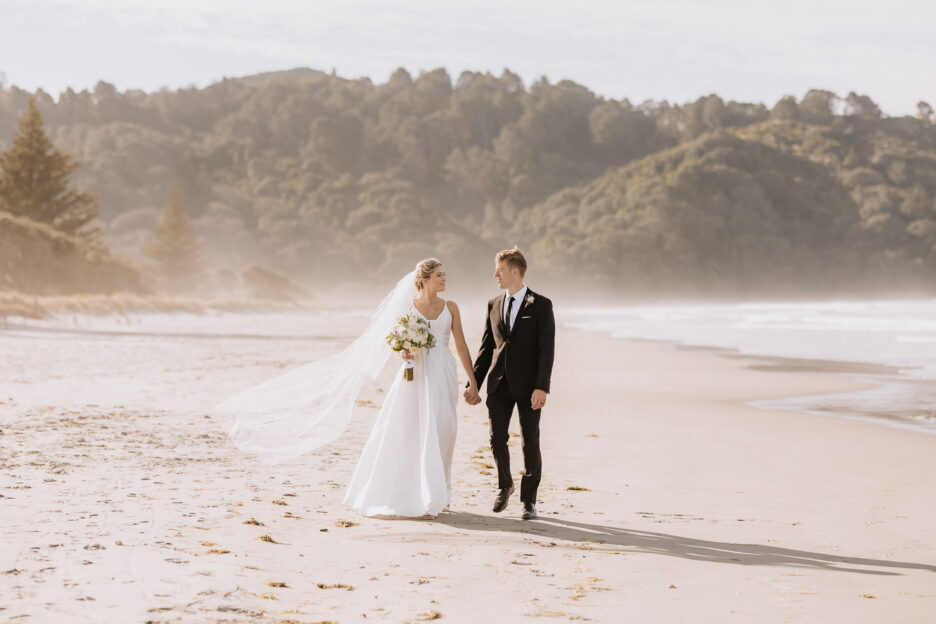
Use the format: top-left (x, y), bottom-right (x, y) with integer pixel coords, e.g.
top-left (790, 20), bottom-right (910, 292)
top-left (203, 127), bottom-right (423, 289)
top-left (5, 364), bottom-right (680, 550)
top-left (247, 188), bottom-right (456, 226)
top-left (1, 0), bottom-right (933, 116)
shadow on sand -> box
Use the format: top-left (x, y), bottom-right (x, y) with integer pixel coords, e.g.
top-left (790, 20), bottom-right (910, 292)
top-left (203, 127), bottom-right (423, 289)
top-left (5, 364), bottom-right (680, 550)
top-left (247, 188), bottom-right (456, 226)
top-left (423, 511), bottom-right (935, 576)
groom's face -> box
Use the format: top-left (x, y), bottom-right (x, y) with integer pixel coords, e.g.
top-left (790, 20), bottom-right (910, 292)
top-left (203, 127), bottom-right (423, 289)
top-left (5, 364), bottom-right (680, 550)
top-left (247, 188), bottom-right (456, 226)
top-left (494, 261), bottom-right (519, 289)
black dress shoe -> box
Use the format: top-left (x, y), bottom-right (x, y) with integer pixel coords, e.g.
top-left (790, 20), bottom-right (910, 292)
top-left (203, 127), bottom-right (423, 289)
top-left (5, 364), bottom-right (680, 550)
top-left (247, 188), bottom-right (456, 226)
top-left (492, 485), bottom-right (514, 513)
top-left (521, 502), bottom-right (537, 520)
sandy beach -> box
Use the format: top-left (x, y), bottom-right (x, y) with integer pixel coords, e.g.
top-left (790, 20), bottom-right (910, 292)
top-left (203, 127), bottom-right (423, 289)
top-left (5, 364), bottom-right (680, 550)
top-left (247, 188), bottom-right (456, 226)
top-left (2, 317), bottom-right (935, 623)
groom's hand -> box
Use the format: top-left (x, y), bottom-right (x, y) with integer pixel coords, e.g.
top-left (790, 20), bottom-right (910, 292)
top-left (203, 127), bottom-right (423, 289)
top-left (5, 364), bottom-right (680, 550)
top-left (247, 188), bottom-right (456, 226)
top-left (531, 389), bottom-right (548, 410)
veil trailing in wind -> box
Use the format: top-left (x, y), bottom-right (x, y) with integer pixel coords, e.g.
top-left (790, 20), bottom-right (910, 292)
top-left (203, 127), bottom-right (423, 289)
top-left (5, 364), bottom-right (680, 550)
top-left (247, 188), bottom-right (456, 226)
top-left (212, 270), bottom-right (417, 464)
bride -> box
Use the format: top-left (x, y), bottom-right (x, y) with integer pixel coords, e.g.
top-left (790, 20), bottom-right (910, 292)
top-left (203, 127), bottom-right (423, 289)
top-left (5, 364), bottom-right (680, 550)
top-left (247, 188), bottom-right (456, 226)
top-left (345, 258), bottom-right (477, 518)
top-left (213, 258), bottom-right (479, 520)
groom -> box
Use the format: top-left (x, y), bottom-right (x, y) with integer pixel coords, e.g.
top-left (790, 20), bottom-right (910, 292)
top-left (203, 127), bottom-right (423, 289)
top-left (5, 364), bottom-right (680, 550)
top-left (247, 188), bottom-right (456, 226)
top-left (464, 247), bottom-right (555, 520)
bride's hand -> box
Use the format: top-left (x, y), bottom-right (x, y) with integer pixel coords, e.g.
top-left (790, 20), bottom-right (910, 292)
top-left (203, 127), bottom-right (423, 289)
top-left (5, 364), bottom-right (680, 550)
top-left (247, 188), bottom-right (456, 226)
top-left (400, 349), bottom-right (414, 361)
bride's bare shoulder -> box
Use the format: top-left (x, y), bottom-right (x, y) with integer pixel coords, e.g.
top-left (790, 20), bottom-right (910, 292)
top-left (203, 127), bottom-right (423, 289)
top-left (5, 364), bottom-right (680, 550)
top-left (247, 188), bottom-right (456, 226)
top-left (445, 300), bottom-right (460, 315)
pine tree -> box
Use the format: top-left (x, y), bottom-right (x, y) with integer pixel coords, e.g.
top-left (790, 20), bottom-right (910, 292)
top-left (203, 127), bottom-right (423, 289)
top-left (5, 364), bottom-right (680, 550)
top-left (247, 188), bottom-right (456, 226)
top-left (143, 177), bottom-right (202, 293)
top-left (0, 97), bottom-right (98, 237)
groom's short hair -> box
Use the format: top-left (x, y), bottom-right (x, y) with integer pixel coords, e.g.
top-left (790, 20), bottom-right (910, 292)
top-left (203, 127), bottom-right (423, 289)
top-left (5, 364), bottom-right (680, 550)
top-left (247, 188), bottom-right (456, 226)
top-left (496, 247), bottom-right (527, 276)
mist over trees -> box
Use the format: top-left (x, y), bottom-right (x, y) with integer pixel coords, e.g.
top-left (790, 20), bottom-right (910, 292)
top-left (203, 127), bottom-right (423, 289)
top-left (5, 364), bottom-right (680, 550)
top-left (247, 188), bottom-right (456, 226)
top-left (1, 68), bottom-right (934, 298)
top-left (143, 177), bottom-right (202, 294)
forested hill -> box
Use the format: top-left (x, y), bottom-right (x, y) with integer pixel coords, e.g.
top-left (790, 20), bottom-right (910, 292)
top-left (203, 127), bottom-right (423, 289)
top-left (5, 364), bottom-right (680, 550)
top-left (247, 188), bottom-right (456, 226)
top-left (2, 68), bottom-right (934, 296)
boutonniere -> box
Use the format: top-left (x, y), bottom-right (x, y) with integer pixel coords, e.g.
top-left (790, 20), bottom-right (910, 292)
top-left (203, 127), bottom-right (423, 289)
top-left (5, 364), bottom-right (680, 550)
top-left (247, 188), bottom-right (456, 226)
top-left (524, 293), bottom-right (535, 306)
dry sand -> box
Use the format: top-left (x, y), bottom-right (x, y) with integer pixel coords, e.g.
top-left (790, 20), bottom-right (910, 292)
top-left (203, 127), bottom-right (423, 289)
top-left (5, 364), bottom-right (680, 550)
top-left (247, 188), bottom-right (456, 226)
top-left (1, 318), bottom-right (935, 623)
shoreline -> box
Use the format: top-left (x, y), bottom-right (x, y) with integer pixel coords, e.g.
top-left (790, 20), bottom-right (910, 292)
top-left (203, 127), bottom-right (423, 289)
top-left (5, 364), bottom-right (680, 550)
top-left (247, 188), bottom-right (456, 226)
top-left (568, 330), bottom-right (936, 436)
top-left (6, 302), bottom-right (935, 436)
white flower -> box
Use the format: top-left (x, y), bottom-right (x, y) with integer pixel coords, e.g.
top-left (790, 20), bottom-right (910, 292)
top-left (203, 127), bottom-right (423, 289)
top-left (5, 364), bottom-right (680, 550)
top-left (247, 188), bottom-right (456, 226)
top-left (525, 293), bottom-right (535, 306)
top-left (387, 312), bottom-right (436, 354)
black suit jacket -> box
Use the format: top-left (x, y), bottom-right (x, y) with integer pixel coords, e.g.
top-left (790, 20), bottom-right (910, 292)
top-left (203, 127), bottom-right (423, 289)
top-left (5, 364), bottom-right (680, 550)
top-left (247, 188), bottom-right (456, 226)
top-left (471, 288), bottom-right (555, 397)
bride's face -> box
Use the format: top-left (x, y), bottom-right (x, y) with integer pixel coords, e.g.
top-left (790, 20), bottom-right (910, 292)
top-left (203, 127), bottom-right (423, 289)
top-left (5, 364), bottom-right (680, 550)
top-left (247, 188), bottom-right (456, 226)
top-left (424, 266), bottom-right (447, 293)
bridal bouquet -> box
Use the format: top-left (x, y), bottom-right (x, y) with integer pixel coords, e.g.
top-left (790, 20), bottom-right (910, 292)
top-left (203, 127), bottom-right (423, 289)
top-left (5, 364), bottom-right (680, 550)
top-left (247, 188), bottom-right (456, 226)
top-left (386, 313), bottom-right (436, 381)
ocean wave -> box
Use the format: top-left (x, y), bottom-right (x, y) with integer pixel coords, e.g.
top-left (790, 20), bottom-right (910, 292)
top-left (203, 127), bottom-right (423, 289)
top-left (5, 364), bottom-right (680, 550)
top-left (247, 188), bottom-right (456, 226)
top-left (560, 299), bottom-right (936, 381)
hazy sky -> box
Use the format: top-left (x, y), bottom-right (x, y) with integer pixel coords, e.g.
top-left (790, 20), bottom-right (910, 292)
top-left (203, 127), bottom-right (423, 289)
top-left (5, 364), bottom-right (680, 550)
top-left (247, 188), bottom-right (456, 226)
top-left (1, 0), bottom-right (933, 115)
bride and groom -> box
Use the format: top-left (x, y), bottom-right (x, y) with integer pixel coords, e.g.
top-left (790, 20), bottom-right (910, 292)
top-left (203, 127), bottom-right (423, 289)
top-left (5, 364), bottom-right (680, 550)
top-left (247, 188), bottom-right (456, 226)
top-left (215, 247), bottom-right (555, 521)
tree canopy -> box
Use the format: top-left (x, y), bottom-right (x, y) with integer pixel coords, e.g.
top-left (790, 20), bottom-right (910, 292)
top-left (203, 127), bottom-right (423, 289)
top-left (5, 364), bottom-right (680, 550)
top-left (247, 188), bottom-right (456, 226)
top-left (1, 69), bottom-right (934, 297)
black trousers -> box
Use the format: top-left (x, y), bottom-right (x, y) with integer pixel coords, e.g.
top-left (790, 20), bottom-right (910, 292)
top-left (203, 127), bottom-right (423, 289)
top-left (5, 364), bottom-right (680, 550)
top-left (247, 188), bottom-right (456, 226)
top-left (486, 379), bottom-right (542, 504)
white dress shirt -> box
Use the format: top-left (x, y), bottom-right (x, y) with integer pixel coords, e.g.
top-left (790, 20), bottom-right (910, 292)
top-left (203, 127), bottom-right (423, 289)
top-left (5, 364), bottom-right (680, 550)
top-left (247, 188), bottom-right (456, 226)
top-left (502, 284), bottom-right (528, 331)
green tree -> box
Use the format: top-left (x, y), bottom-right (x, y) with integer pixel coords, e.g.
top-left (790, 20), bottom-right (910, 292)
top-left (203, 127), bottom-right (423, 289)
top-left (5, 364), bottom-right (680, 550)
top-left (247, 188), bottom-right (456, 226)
top-left (588, 100), bottom-right (659, 164)
top-left (918, 101), bottom-right (934, 122)
top-left (900, 185), bottom-right (931, 220)
top-left (799, 89), bottom-right (838, 124)
top-left (770, 96), bottom-right (800, 121)
top-left (0, 97), bottom-right (98, 237)
top-left (844, 92), bottom-right (881, 119)
top-left (143, 177), bottom-right (202, 293)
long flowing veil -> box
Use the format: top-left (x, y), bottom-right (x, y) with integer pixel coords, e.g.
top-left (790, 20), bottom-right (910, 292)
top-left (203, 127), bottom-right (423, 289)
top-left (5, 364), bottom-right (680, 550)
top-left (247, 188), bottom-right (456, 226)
top-left (212, 270), bottom-right (417, 463)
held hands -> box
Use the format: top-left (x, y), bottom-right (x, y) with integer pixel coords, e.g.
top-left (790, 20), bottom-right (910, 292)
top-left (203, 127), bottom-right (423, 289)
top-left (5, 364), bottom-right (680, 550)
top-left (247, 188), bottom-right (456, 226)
top-left (531, 389), bottom-right (548, 410)
top-left (463, 387), bottom-right (545, 408)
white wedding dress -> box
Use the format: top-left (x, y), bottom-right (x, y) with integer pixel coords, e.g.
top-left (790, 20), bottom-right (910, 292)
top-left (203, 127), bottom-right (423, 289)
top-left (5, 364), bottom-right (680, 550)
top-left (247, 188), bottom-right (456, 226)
top-left (213, 270), bottom-right (458, 517)
top-left (343, 300), bottom-right (458, 517)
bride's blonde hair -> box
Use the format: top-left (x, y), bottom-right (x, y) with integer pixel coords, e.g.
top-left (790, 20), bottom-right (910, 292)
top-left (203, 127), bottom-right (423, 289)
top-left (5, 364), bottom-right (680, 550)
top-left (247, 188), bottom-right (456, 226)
top-left (415, 258), bottom-right (443, 291)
